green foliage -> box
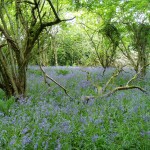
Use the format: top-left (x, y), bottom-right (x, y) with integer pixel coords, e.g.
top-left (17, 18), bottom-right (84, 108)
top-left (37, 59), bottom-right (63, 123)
top-left (56, 24), bottom-right (92, 66)
top-left (0, 97), bottom-right (15, 115)
top-left (28, 69), bottom-right (43, 76)
top-left (101, 23), bottom-right (120, 47)
top-left (56, 69), bottom-right (70, 76)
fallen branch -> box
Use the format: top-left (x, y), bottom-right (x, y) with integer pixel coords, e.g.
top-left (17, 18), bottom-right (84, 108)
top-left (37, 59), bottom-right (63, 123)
top-left (101, 85), bottom-right (147, 98)
top-left (126, 63), bottom-right (150, 86)
top-left (39, 65), bottom-right (74, 100)
top-left (102, 67), bottom-right (123, 93)
top-left (81, 66), bottom-right (148, 103)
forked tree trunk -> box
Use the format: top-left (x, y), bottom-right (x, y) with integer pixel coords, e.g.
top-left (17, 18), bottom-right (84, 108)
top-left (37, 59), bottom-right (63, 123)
top-left (0, 0), bottom-right (74, 99)
top-left (0, 47), bottom-right (27, 98)
top-left (5, 68), bottom-right (26, 98)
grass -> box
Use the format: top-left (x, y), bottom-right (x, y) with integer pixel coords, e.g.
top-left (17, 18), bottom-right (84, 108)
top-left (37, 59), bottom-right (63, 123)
top-left (0, 66), bottom-right (150, 150)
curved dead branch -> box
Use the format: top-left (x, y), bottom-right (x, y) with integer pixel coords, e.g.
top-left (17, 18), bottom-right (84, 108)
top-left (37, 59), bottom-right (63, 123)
top-left (81, 66), bottom-right (148, 103)
top-left (39, 65), bottom-right (74, 100)
top-left (101, 85), bottom-right (147, 98)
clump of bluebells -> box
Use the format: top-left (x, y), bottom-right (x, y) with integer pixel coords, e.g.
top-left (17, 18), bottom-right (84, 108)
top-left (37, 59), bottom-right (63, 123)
top-left (0, 66), bottom-right (150, 149)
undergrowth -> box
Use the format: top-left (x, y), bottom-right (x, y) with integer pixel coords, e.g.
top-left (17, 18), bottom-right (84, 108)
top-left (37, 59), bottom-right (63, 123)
top-left (0, 66), bottom-right (149, 150)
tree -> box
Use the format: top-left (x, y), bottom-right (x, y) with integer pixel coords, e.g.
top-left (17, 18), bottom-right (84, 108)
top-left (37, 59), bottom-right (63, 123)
top-left (119, 23), bottom-right (150, 76)
top-left (0, 0), bottom-right (73, 98)
top-left (77, 0), bottom-right (150, 76)
top-left (116, 0), bottom-right (150, 76)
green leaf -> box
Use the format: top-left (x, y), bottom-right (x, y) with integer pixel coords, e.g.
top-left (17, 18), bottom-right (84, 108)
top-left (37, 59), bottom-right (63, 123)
top-left (0, 97), bottom-right (15, 115)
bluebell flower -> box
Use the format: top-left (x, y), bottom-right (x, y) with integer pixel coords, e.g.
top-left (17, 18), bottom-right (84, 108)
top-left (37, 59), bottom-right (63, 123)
top-left (34, 143), bottom-right (38, 149)
top-left (92, 134), bottom-right (99, 142)
top-left (140, 131), bottom-right (150, 137)
top-left (80, 116), bottom-right (87, 124)
top-left (142, 115), bottom-right (150, 122)
top-left (22, 135), bottom-right (32, 145)
top-left (60, 121), bottom-right (71, 134)
top-left (55, 139), bottom-right (61, 150)
top-left (21, 127), bottom-right (29, 134)
top-left (94, 119), bottom-right (103, 125)
top-left (9, 135), bottom-right (17, 146)
top-left (39, 118), bottom-right (49, 129)
top-left (80, 80), bottom-right (91, 88)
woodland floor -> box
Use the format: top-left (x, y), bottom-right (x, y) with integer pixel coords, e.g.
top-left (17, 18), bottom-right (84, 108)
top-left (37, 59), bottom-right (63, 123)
top-left (0, 66), bottom-right (150, 149)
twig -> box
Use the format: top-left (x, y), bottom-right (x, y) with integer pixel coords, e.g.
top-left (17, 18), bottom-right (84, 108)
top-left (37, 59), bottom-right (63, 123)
top-left (39, 65), bottom-right (74, 100)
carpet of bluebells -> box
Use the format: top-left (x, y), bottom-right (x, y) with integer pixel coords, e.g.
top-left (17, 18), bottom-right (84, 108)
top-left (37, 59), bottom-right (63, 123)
top-left (0, 66), bottom-right (150, 150)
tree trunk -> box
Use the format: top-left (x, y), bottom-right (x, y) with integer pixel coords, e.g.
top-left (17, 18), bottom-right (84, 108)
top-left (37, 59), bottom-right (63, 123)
top-left (51, 36), bottom-right (58, 66)
top-left (137, 48), bottom-right (147, 77)
top-left (0, 0), bottom-right (74, 99)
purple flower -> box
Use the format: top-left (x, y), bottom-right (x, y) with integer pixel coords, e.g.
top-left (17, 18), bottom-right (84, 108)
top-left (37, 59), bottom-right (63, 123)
top-left (60, 121), bottom-right (71, 134)
top-left (118, 105), bottom-right (124, 112)
top-left (142, 115), bottom-right (150, 122)
top-left (21, 127), bottom-right (29, 134)
top-left (89, 117), bottom-right (94, 123)
top-left (34, 143), bottom-right (38, 149)
top-left (39, 118), bottom-right (49, 129)
top-left (109, 132), bottom-right (118, 141)
top-left (10, 139), bottom-right (16, 145)
top-left (140, 131), bottom-right (150, 137)
top-left (55, 139), bottom-right (61, 150)
top-left (94, 119), bottom-right (103, 125)
top-left (79, 80), bottom-right (91, 88)
top-left (92, 134), bottom-right (99, 142)
top-left (0, 112), bottom-right (4, 116)
top-left (80, 116), bottom-right (87, 124)
top-left (9, 136), bottom-right (17, 146)
top-left (133, 105), bottom-right (139, 113)
top-left (22, 135), bottom-right (32, 145)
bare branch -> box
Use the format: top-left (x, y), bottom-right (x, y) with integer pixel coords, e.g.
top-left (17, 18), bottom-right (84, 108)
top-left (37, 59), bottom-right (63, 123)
top-left (0, 44), bottom-right (7, 49)
top-left (47, 0), bottom-right (60, 20)
top-left (102, 85), bottom-right (147, 98)
top-left (0, 25), bottom-right (20, 53)
top-left (60, 17), bottom-right (76, 22)
top-left (22, 1), bottom-right (35, 5)
top-left (126, 63), bottom-right (150, 86)
top-left (34, 0), bottom-right (42, 25)
top-left (81, 24), bottom-right (101, 63)
top-left (40, 0), bottom-right (46, 14)
top-left (39, 65), bottom-right (74, 100)
top-left (81, 65), bottom-right (148, 102)
top-left (102, 68), bottom-right (122, 93)
top-left (42, 17), bottom-right (75, 29)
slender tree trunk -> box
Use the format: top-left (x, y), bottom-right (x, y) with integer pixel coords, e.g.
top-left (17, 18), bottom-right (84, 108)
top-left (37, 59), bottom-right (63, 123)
top-left (137, 48), bottom-right (147, 77)
top-left (18, 63), bottom-right (27, 97)
top-left (51, 36), bottom-right (58, 66)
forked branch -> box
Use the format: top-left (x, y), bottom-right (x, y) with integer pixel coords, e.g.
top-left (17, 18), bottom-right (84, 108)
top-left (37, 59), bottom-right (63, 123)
top-left (102, 85), bottom-right (147, 98)
top-left (39, 65), bottom-right (74, 100)
top-left (82, 66), bottom-right (148, 103)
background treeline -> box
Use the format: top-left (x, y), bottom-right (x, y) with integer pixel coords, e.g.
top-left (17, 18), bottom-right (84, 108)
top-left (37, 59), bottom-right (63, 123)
top-left (30, 0), bottom-right (150, 75)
